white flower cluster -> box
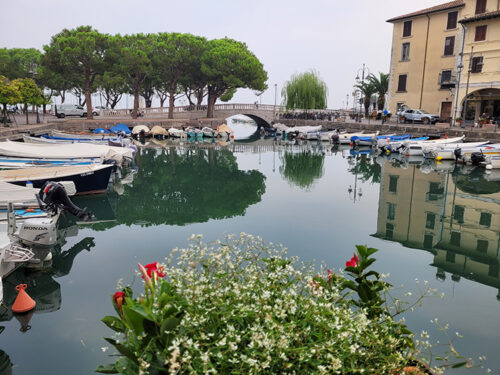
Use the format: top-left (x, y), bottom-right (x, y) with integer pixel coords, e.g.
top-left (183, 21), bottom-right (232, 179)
top-left (151, 234), bottom-right (410, 374)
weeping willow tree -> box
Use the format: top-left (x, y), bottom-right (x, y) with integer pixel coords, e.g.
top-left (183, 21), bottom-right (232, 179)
top-left (282, 71), bottom-right (328, 110)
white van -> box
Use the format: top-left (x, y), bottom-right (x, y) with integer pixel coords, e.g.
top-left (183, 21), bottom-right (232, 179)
top-left (55, 104), bottom-right (87, 118)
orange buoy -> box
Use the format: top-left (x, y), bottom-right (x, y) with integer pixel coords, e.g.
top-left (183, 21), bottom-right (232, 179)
top-left (12, 284), bottom-right (36, 313)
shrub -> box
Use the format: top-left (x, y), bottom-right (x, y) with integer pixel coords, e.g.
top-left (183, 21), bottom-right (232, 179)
top-left (96, 234), bottom-right (469, 374)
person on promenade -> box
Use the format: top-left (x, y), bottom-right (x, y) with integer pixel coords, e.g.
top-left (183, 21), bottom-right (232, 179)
top-left (382, 109), bottom-right (388, 124)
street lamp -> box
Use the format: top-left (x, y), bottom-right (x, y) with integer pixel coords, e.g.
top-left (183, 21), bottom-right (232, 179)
top-left (462, 46), bottom-right (474, 127)
top-left (273, 83), bottom-right (277, 120)
top-left (29, 61), bottom-right (40, 124)
top-left (355, 64), bottom-right (370, 123)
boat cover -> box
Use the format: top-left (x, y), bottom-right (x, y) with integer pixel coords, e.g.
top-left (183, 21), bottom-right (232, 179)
top-left (132, 125), bottom-right (150, 135)
top-left (150, 126), bottom-right (168, 136)
top-left (93, 128), bottom-right (111, 134)
top-left (0, 141), bottom-right (133, 165)
top-left (0, 181), bottom-right (38, 204)
top-left (110, 124), bottom-right (131, 134)
top-left (217, 124), bottom-right (234, 133)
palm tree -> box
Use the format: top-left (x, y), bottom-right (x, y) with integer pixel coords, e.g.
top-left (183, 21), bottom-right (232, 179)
top-left (354, 81), bottom-right (377, 116)
top-left (368, 73), bottom-right (389, 110)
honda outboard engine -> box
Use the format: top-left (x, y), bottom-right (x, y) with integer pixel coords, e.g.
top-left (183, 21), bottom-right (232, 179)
top-left (470, 152), bottom-right (486, 165)
top-left (454, 148), bottom-right (462, 162)
top-left (37, 181), bottom-right (94, 221)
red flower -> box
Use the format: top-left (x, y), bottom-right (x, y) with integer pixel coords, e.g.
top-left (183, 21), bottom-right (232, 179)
top-left (345, 253), bottom-right (360, 268)
top-left (144, 262), bottom-right (166, 278)
top-left (327, 269), bottom-right (333, 281)
top-left (113, 291), bottom-right (125, 310)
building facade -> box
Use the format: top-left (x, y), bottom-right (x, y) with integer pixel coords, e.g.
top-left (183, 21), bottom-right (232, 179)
top-left (386, 0), bottom-right (500, 125)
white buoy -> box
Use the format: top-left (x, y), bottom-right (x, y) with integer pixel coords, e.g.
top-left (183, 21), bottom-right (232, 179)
top-left (486, 164), bottom-right (493, 170)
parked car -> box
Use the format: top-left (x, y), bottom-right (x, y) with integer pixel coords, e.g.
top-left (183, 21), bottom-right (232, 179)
top-left (93, 106), bottom-right (107, 115)
top-left (401, 109), bottom-right (440, 124)
top-left (54, 104), bottom-right (87, 118)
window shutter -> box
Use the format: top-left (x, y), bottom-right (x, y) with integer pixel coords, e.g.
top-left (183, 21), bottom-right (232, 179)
top-left (475, 25), bottom-right (487, 41)
top-left (475, 0), bottom-right (486, 14)
top-left (444, 36), bottom-right (455, 56)
top-left (403, 21), bottom-right (412, 37)
top-left (447, 12), bottom-right (458, 29)
top-left (397, 75), bottom-right (407, 92)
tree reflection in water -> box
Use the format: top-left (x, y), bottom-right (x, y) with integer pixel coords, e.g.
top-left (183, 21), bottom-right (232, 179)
top-left (109, 147), bottom-right (266, 226)
top-left (347, 154), bottom-right (382, 184)
top-left (279, 151), bottom-right (325, 189)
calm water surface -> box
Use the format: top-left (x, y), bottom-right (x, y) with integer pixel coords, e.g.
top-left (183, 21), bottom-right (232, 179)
top-left (1, 139), bottom-right (499, 374)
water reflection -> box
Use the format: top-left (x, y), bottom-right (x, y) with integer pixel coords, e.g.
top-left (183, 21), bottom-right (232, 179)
top-left (279, 151), bottom-right (325, 189)
top-left (107, 147), bottom-right (266, 226)
top-left (372, 159), bottom-right (500, 300)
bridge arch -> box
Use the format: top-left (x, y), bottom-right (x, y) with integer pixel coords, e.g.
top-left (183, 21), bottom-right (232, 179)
top-left (460, 88), bottom-right (500, 122)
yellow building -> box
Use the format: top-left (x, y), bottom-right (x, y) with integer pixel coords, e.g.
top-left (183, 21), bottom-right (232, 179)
top-left (386, 0), bottom-right (500, 124)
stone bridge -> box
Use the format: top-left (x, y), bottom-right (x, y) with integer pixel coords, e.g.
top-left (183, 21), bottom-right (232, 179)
top-left (100, 103), bottom-right (284, 127)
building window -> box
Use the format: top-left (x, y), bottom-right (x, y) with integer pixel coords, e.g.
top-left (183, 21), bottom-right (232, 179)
top-left (401, 43), bottom-right (410, 61)
top-left (397, 75), bottom-right (407, 92)
top-left (439, 70), bottom-right (453, 86)
top-left (427, 182), bottom-right (444, 201)
top-left (389, 175), bottom-right (398, 193)
top-left (386, 223), bottom-right (394, 239)
top-left (426, 212), bottom-right (436, 229)
top-left (403, 21), bottom-right (412, 37)
top-left (477, 239), bottom-right (488, 253)
top-left (453, 205), bottom-right (465, 223)
top-left (446, 250), bottom-right (456, 263)
top-left (479, 212), bottom-right (492, 227)
top-left (476, 0), bottom-right (486, 14)
top-left (475, 25), bottom-right (487, 41)
top-left (447, 11), bottom-right (458, 29)
top-left (471, 56), bottom-right (483, 73)
top-left (387, 203), bottom-right (396, 220)
top-left (423, 234), bottom-right (434, 249)
top-left (444, 36), bottom-right (455, 56)
top-left (450, 231), bottom-right (461, 247)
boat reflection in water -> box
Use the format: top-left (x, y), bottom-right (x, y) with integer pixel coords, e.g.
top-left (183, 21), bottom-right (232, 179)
top-left (372, 157), bottom-right (500, 301)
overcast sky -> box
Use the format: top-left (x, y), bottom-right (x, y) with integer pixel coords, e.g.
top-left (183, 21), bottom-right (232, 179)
top-left (1, 0), bottom-right (444, 109)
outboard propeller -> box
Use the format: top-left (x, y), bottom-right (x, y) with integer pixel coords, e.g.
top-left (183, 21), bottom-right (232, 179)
top-left (36, 181), bottom-right (94, 221)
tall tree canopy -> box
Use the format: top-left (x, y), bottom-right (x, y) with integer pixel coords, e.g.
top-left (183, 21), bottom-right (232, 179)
top-left (0, 48), bottom-right (42, 80)
top-left (0, 75), bottom-right (21, 124)
top-left (13, 78), bottom-right (43, 124)
top-left (354, 81), bottom-right (377, 116)
top-left (282, 71), bottom-right (328, 111)
top-left (42, 26), bottom-right (108, 118)
top-left (201, 38), bottom-right (268, 118)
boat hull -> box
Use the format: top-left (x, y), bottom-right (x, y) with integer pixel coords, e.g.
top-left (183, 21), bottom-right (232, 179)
top-left (4, 165), bottom-right (114, 195)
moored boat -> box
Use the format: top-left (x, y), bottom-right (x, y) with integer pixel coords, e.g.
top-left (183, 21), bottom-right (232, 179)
top-left (168, 127), bottom-right (186, 138)
top-left (132, 125), bottom-right (150, 138)
top-left (0, 164), bottom-right (115, 195)
top-left (0, 141), bottom-right (133, 166)
top-left (150, 126), bottom-right (169, 139)
top-left (202, 127), bottom-right (219, 138)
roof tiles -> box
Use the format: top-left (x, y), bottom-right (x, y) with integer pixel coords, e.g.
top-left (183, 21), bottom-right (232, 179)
top-left (387, 0), bottom-right (464, 23)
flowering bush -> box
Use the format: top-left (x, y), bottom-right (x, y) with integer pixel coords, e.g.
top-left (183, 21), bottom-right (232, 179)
top-left (97, 234), bottom-right (469, 374)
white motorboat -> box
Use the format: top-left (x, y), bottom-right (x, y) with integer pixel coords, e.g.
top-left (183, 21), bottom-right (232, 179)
top-left (432, 143), bottom-right (500, 160)
top-left (50, 130), bottom-right (124, 141)
top-left (485, 156), bottom-right (500, 170)
top-left (0, 140), bottom-right (133, 166)
top-left (202, 127), bottom-right (219, 138)
top-left (168, 127), bottom-right (186, 138)
top-left (402, 140), bottom-right (489, 157)
top-left (338, 132), bottom-right (367, 144)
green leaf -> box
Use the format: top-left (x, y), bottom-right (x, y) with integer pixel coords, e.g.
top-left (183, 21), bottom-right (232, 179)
top-left (95, 364), bottom-right (119, 374)
top-left (121, 305), bottom-right (144, 335)
top-left (104, 338), bottom-right (137, 363)
top-left (102, 316), bottom-right (126, 333)
top-left (356, 245), bottom-right (367, 258)
top-left (115, 357), bottom-right (139, 375)
top-left (451, 361), bottom-right (468, 368)
top-left (129, 305), bottom-right (155, 322)
top-left (161, 317), bottom-right (181, 333)
top-left (366, 247), bottom-right (378, 257)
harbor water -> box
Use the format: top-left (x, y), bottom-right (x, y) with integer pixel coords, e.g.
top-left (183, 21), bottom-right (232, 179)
top-left (0, 135), bottom-right (499, 374)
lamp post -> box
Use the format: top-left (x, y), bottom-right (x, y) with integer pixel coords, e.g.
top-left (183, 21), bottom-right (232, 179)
top-left (355, 64), bottom-right (370, 123)
top-left (29, 61), bottom-right (40, 124)
top-left (273, 83), bottom-right (277, 120)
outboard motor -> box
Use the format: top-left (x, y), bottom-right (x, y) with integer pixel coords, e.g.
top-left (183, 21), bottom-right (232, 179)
top-left (470, 152), bottom-right (486, 165)
top-left (37, 181), bottom-right (94, 221)
top-left (331, 133), bottom-right (339, 144)
top-left (453, 148), bottom-right (462, 162)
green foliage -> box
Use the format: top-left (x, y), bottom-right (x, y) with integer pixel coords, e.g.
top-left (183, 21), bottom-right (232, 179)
top-left (279, 151), bottom-right (324, 189)
top-left (0, 48), bottom-right (42, 80)
top-left (0, 75), bottom-right (21, 107)
top-left (282, 70), bottom-right (328, 110)
top-left (98, 235), bottom-right (420, 374)
top-left (202, 38), bottom-right (268, 117)
top-left (347, 155), bottom-right (382, 184)
top-left (354, 81), bottom-right (377, 116)
top-left (367, 72), bottom-right (389, 110)
top-left (108, 148), bottom-right (266, 226)
top-left (13, 78), bottom-right (43, 106)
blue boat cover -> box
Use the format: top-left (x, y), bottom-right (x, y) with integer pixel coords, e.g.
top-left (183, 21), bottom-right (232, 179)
top-left (93, 128), bottom-right (111, 134)
top-left (110, 124), bottom-right (131, 134)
